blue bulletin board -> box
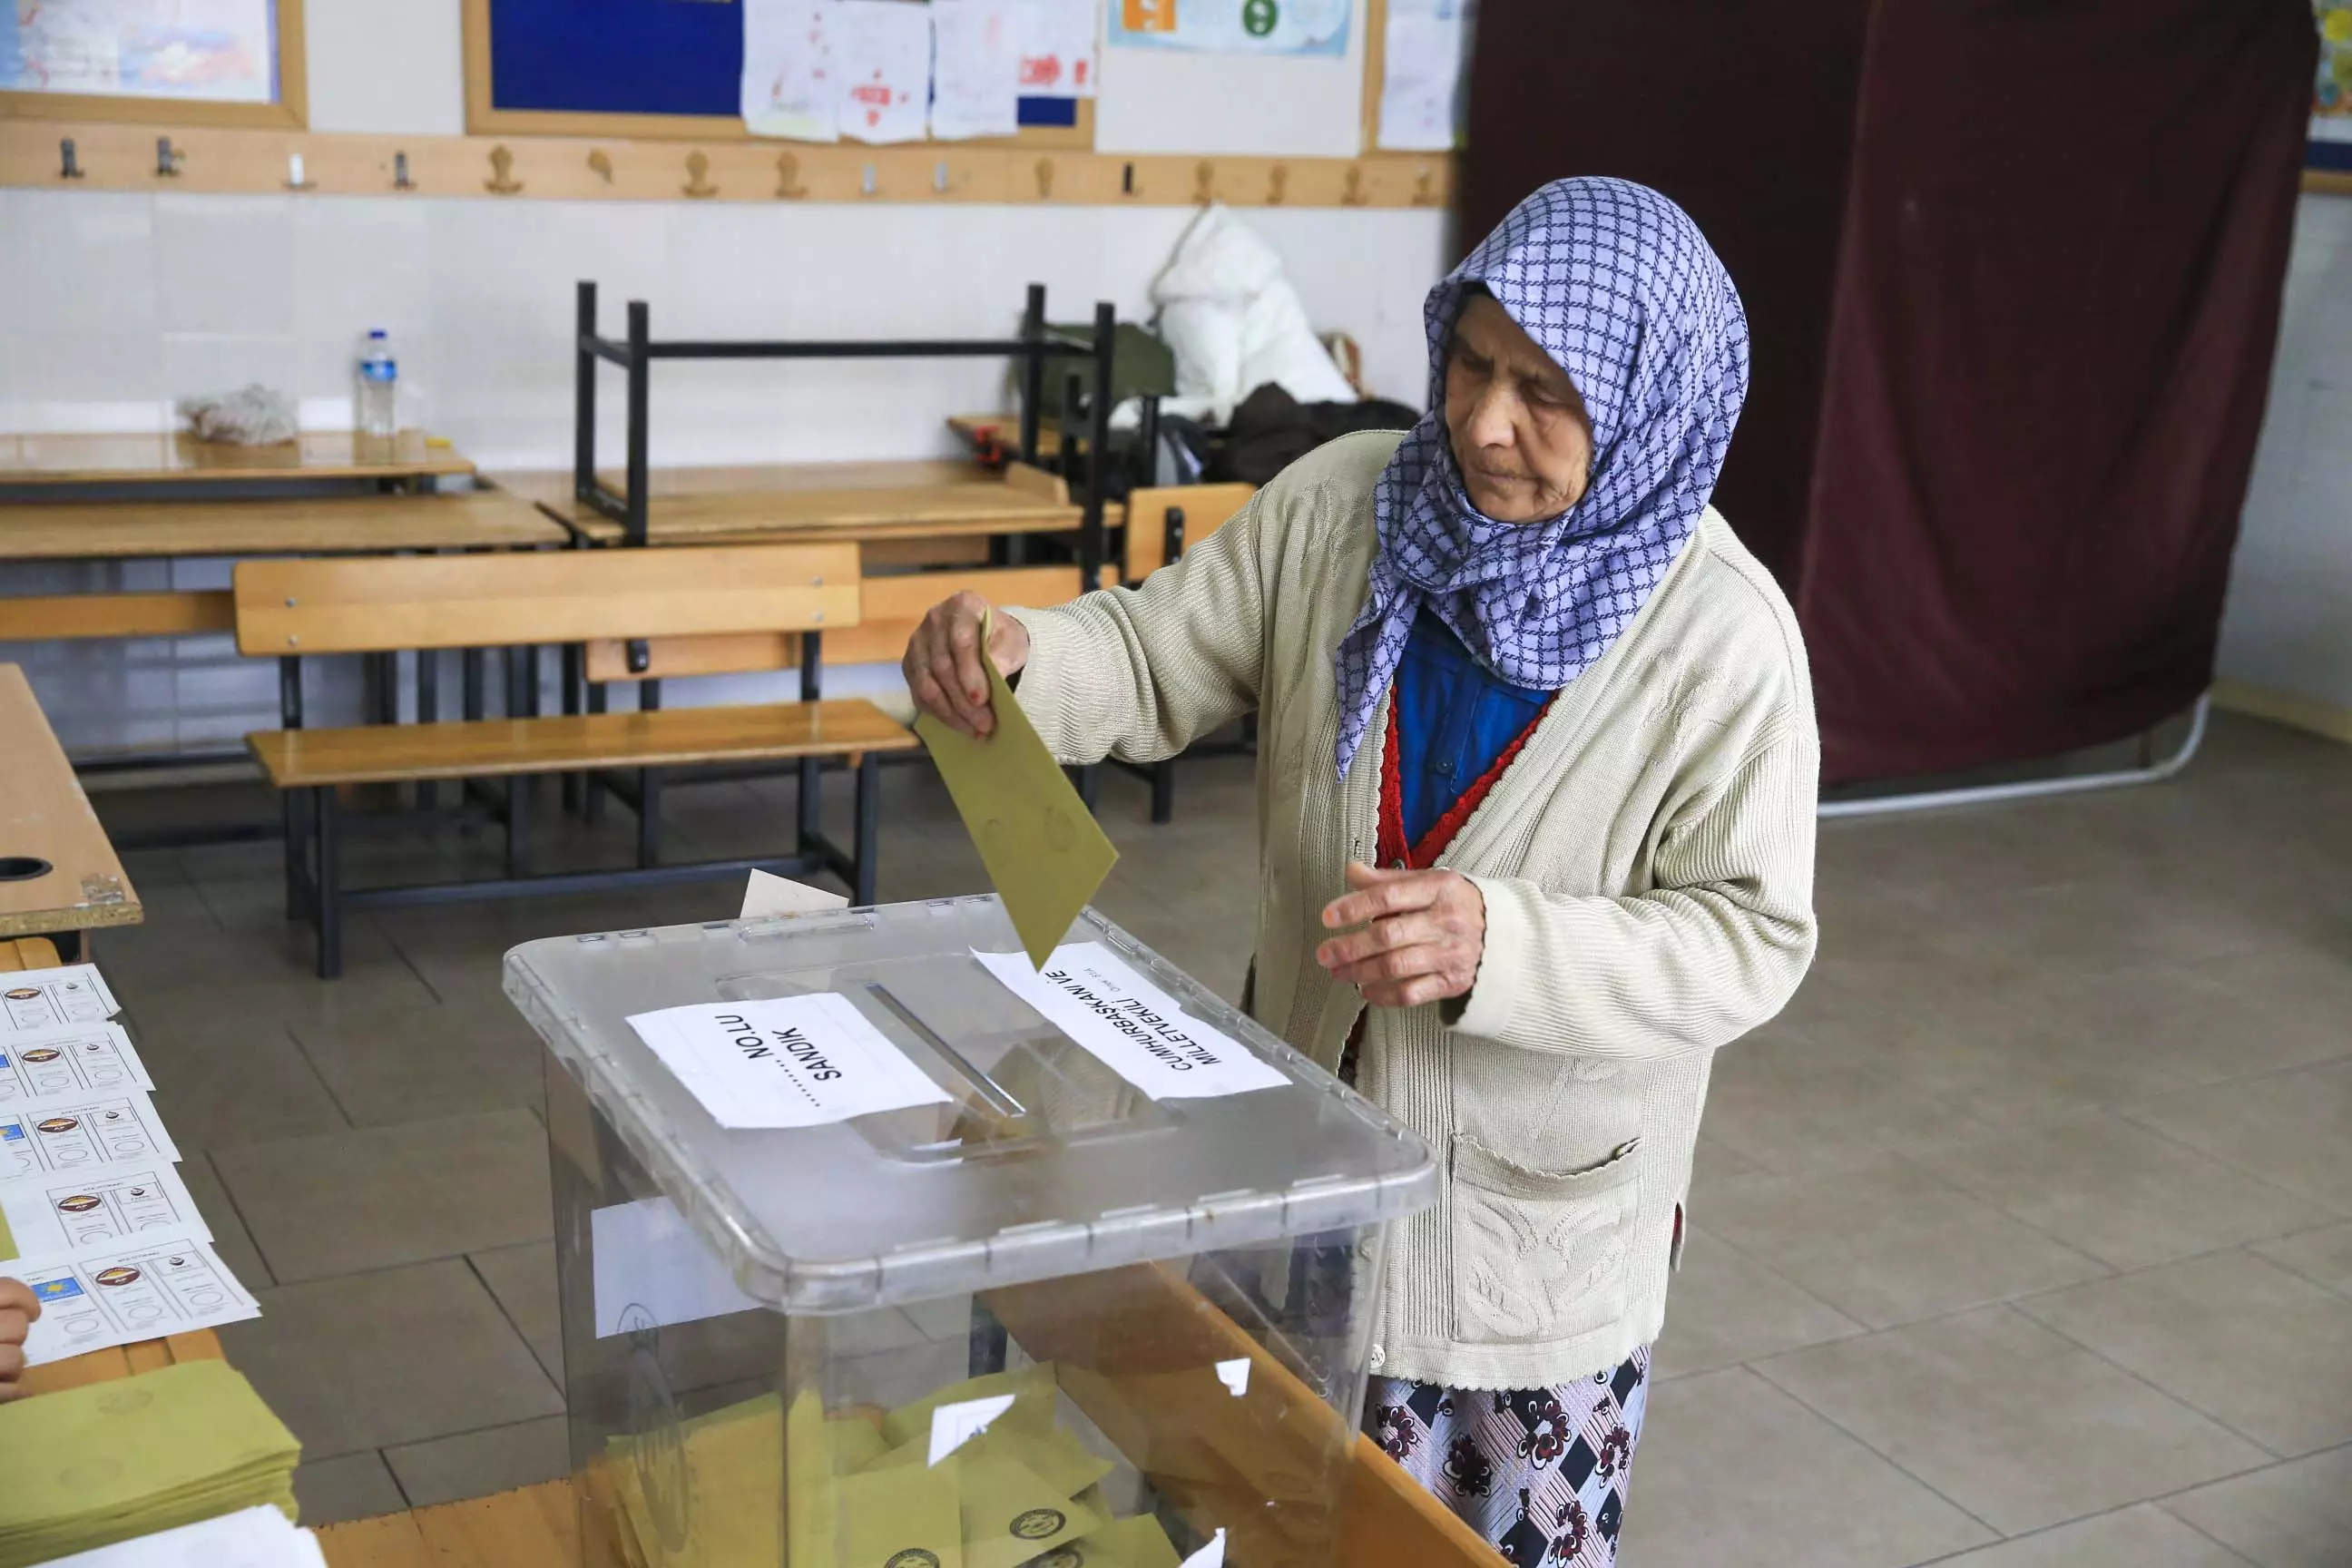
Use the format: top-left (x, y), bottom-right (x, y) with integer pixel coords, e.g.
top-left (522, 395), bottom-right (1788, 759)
top-left (469, 0), bottom-right (1087, 141)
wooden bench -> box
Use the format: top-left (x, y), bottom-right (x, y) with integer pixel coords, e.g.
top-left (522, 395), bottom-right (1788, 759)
top-left (234, 544), bottom-right (918, 978)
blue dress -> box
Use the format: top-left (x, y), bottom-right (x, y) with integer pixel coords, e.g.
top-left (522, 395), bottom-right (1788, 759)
top-left (1364, 610), bottom-right (1651, 1568)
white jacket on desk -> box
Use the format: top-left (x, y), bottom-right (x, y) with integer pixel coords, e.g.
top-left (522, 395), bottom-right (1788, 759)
top-left (1006, 430), bottom-right (1819, 1391)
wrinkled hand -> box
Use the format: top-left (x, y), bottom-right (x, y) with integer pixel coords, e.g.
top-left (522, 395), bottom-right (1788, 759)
top-left (1317, 862), bottom-right (1485, 1009)
top-left (0, 1278), bottom-right (41, 1401)
top-left (902, 591), bottom-right (1032, 739)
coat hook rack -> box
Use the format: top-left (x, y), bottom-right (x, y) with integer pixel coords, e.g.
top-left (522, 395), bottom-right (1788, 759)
top-left (485, 144), bottom-right (523, 195)
top-left (1267, 163), bottom-right (1289, 205)
top-left (59, 138), bottom-right (83, 180)
top-left (683, 150), bottom-right (718, 199)
top-left (1194, 160), bottom-right (1216, 204)
top-left (587, 149), bottom-right (613, 184)
top-left (392, 151), bottom-right (416, 191)
top-left (1035, 157), bottom-right (1055, 199)
top-left (1341, 165), bottom-right (1367, 206)
top-left (284, 152), bottom-right (315, 191)
top-left (154, 136), bottom-right (182, 178)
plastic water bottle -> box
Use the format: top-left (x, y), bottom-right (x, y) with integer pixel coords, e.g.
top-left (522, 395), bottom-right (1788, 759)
top-left (356, 329), bottom-right (397, 438)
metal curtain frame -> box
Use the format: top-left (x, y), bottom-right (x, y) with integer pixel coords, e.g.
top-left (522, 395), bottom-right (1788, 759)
top-left (1817, 696), bottom-right (2211, 819)
top-left (571, 279), bottom-right (1121, 590)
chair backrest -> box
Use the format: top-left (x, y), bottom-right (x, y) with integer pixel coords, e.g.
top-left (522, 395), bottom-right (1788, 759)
top-left (233, 543), bottom-right (860, 658)
top-left (579, 563), bottom-right (1097, 683)
top-left (1122, 484), bottom-right (1257, 580)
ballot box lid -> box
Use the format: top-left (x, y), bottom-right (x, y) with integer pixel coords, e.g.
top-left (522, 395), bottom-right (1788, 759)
top-left (506, 897), bottom-right (1436, 1313)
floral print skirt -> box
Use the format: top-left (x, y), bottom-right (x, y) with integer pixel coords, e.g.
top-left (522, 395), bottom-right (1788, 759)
top-left (1364, 1347), bottom-right (1651, 1568)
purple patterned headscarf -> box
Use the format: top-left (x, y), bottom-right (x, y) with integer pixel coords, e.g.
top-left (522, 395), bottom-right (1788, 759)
top-left (1331, 178), bottom-right (1750, 781)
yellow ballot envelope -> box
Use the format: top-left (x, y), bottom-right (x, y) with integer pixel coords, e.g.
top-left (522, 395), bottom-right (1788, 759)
top-left (914, 610), bottom-right (1118, 969)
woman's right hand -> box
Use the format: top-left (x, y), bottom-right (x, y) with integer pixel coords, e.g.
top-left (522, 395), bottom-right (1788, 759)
top-left (904, 591), bottom-right (1031, 739)
top-left (0, 1277), bottom-right (41, 1401)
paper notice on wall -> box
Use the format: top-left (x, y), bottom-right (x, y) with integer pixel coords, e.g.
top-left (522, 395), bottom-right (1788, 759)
top-left (0, 1164), bottom-right (210, 1266)
top-left (743, 0), bottom-right (841, 142)
top-left (0, 1022), bottom-right (151, 1103)
top-left (591, 1195), bottom-right (762, 1338)
top-left (1109, 0), bottom-right (1348, 56)
top-left (932, 0), bottom-right (1023, 141)
top-left (1016, 0), bottom-right (1095, 96)
top-left (1377, 0), bottom-right (1474, 152)
top-left (8, 1237), bottom-right (259, 1366)
top-left (973, 944), bottom-right (1288, 1100)
top-left (0, 1089), bottom-right (181, 1181)
top-left (835, 0), bottom-right (933, 144)
top-left (1, 965), bottom-right (121, 1032)
top-left (626, 994), bottom-right (951, 1130)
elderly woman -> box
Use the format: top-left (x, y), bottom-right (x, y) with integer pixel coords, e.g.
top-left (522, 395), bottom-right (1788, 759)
top-left (906, 179), bottom-right (1817, 1565)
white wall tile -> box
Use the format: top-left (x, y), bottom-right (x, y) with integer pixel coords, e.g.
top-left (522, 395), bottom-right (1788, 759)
top-left (160, 334), bottom-right (300, 407)
top-left (153, 194), bottom-right (299, 337)
top-left (1, 191), bottom-right (158, 338)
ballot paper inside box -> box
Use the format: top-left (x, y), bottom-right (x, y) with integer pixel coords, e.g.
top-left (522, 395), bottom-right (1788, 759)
top-left (503, 896), bottom-right (1437, 1568)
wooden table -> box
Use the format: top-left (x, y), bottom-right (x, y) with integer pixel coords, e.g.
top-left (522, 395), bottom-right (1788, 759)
top-left (0, 431), bottom-right (473, 488)
top-left (0, 490), bottom-right (565, 563)
top-left (499, 460), bottom-right (1085, 546)
top-left (947, 410), bottom-right (1062, 459)
top-left (0, 668), bottom-right (139, 943)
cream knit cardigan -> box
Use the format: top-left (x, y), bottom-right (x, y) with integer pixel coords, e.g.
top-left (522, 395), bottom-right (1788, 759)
top-left (1009, 431), bottom-right (1819, 1390)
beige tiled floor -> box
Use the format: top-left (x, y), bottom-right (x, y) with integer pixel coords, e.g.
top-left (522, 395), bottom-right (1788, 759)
top-left (83, 710), bottom-right (2352, 1563)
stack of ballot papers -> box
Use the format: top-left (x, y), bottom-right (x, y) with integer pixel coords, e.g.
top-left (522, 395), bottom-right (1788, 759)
top-left (30, 1506), bottom-right (324, 1568)
top-left (0, 1360), bottom-right (302, 1567)
top-left (0, 965), bottom-right (261, 1366)
top-left (602, 1362), bottom-right (1188, 1568)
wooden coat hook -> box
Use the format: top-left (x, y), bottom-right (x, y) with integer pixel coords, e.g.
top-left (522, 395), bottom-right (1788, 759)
top-left (775, 152), bottom-right (807, 199)
top-left (859, 162), bottom-right (877, 197)
top-left (1194, 160), bottom-right (1216, 204)
top-left (1341, 165), bottom-right (1367, 206)
top-left (1035, 157), bottom-right (1055, 199)
top-left (1267, 163), bottom-right (1289, 205)
top-left (392, 151), bottom-right (416, 191)
top-left (485, 144), bottom-right (523, 195)
top-left (284, 152), bottom-right (316, 191)
top-left (587, 149), bottom-right (613, 184)
top-left (683, 150), bottom-right (718, 199)
top-left (1412, 166), bottom-right (1438, 207)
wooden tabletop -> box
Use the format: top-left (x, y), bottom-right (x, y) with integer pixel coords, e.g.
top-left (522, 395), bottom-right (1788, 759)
top-left (0, 668), bottom-right (140, 940)
top-left (0, 491), bottom-right (565, 561)
top-left (496, 459), bottom-right (1083, 545)
top-left (318, 1481), bottom-right (576, 1567)
top-left (0, 431), bottom-right (475, 485)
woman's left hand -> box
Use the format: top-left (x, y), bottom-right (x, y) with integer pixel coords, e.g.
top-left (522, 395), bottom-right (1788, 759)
top-left (1317, 862), bottom-right (1486, 1008)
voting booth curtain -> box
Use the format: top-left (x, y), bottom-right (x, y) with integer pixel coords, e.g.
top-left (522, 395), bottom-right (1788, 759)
top-left (1459, 0), bottom-right (2315, 786)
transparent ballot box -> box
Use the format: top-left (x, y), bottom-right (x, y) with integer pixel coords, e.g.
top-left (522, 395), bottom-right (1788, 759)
top-left (505, 897), bottom-right (1438, 1568)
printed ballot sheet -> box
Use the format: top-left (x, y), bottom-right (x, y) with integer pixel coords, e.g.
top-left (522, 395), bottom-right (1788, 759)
top-left (626, 994), bottom-right (952, 1130)
top-left (10, 1237), bottom-right (260, 1366)
top-left (0, 1089), bottom-right (180, 1181)
top-left (974, 944), bottom-right (1289, 1100)
top-left (1, 965), bottom-right (121, 1033)
top-left (0, 1164), bottom-right (210, 1266)
top-left (0, 1022), bottom-right (152, 1103)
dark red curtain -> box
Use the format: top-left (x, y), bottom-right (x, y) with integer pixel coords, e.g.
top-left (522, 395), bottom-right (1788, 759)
top-left (1458, 2), bottom-right (1875, 583)
top-left (1457, 1), bottom-right (2315, 785)
top-left (1799, 1), bottom-right (2314, 781)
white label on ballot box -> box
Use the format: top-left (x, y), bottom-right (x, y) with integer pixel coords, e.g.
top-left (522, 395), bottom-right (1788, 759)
top-left (974, 944), bottom-right (1289, 1100)
top-left (0, 1163), bottom-right (210, 1264)
top-left (625, 993), bottom-right (951, 1130)
top-left (0, 965), bottom-right (121, 1033)
top-left (0, 1022), bottom-right (152, 1102)
top-left (590, 1195), bottom-right (761, 1338)
top-left (0, 1089), bottom-right (180, 1180)
top-left (9, 1236), bottom-right (260, 1367)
